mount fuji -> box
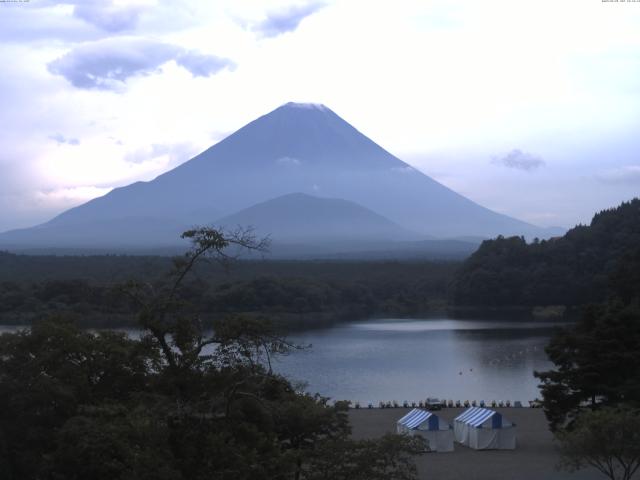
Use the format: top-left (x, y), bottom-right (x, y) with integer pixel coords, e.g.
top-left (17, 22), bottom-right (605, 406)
top-left (0, 102), bottom-right (560, 254)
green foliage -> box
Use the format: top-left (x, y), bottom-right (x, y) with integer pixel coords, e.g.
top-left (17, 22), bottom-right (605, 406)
top-left (535, 304), bottom-right (640, 431)
top-left (534, 224), bottom-right (640, 431)
top-left (0, 316), bottom-right (419, 479)
top-left (0, 319), bottom-right (155, 479)
top-left (0, 227), bottom-right (422, 480)
top-left (451, 198), bottom-right (640, 307)
top-left (556, 407), bottom-right (640, 480)
top-left (0, 256), bottom-right (457, 329)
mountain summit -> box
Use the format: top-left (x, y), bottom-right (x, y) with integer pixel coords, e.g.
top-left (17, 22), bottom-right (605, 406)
top-left (0, 102), bottom-right (556, 250)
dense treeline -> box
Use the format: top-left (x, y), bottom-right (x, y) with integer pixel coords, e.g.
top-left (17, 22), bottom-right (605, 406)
top-left (451, 199), bottom-right (640, 307)
top-left (533, 228), bottom-right (640, 477)
top-left (5, 198), bottom-right (639, 325)
top-left (0, 255), bottom-right (456, 329)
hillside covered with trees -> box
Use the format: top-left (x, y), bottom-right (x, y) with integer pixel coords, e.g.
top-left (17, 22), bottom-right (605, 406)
top-left (450, 199), bottom-right (640, 307)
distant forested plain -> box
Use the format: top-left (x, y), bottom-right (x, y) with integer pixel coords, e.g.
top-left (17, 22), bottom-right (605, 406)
top-left (1, 199), bottom-right (638, 330)
top-left (0, 255), bottom-right (457, 330)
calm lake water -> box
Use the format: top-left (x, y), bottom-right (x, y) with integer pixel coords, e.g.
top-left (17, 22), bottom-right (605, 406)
top-left (0, 318), bottom-right (565, 404)
top-left (274, 318), bottom-right (565, 405)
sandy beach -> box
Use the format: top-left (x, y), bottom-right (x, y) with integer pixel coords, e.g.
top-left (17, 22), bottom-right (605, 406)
top-left (349, 407), bottom-right (608, 480)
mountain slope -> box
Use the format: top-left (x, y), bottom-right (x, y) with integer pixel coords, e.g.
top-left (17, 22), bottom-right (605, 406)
top-left (1, 102), bottom-right (555, 249)
top-left (215, 193), bottom-right (415, 242)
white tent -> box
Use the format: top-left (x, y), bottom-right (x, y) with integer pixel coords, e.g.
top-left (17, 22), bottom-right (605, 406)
top-left (396, 408), bottom-right (454, 452)
top-left (454, 407), bottom-right (516, 450)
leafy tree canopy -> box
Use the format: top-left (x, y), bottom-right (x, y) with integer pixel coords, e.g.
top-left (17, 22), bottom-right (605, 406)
top-left (557, 407), bottom-right (640, 480)
top-left (0, 227), bottom-right (423, 480)
top-left (451, 198), bottom-right (640, 307)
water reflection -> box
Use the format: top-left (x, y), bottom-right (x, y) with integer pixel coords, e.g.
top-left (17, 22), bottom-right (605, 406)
top-left (275, 318), bottom-right (563, 404)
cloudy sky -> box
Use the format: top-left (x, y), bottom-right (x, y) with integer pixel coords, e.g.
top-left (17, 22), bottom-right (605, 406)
top-left (1, 0), bottom-right (639, 232)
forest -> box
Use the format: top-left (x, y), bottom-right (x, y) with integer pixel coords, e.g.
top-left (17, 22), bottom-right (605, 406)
top-left (2, 199), bottom-right (639, 330)
top-left (0, 253), bottom-right (456, 330)
top-left (451, 199), bottom-right (640, 307)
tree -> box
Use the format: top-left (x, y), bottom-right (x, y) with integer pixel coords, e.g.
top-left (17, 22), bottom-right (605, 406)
top-left (534, 303), bottom-right (640, 431)
top-left (451, 198), bottom-right (640, 308)
top-left (0, 226), bottom-right (423, 480)
top-left (0, 318), bottom-right (155, 479)
top-left (556, 407), bottom-right (640, 480)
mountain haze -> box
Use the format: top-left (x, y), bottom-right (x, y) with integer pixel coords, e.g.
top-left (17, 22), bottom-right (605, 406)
top-left (0, 102), bottom-right (558, 252)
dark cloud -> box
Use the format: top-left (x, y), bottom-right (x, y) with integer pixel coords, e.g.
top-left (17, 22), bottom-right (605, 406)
top-left (253, 2), bottom-right (326, 38)
top-left (492, 149), bottom-right (545, 171)
top-left (49, 133), bottom-right (80, 145)
top-left (47, 38), bottom-right (235, 91)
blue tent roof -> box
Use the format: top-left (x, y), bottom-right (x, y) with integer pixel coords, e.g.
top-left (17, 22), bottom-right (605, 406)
top-left (455, 407), bottom-right (505, 428)
top-left (397, 409), bottom-right (441, 430)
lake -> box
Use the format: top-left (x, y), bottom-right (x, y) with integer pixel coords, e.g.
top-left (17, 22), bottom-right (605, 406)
top-left (0, 318), bottom-right (564, 405)
top-left (274, 318), bottom-right (565, 405)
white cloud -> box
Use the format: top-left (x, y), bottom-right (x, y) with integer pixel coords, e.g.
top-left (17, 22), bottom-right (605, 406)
top-left (124, 142), bottom-right (197, 167)
top-left (276, 156), bottom-right (301, 166)
top-left (49, 133), bottom-right (80, 145)
top-left (72, 1), bottom-right (151, 32)
top-left (35, 185), bottom-right (113, 204)
top-left (390, 166), bottom-right (415, 174)
top-left (251, 2), bottom-right (326, 38)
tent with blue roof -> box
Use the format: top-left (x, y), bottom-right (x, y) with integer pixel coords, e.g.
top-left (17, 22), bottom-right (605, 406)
top-left (396, 408), bottom-right (454, 452)
top-left (454, 407), bottom-right (516, 450)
